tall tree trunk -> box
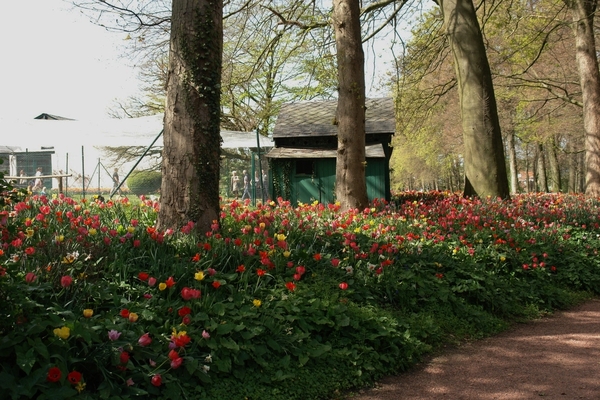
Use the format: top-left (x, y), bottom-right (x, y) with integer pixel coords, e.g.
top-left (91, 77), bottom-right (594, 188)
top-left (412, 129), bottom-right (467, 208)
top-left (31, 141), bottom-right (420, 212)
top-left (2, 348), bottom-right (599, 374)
top-left (439, 0), bottom-right (510, 199)
top-left (566, 0), bottom-right (600, 196)
top-left (568, 139), bottom-right (578, 192)
top-left (332, 0), bottom-right (368, 211)
top-left (579, 150), bottom-right (586, 191)
top-left (158, 0), bottom-right (223, 232)
top-left (536, 143), bottom-right (549, 192)
top-left (525, 146), bottom-right (532, 192)
top-left (547, 136), bottom-right (562, 192)
top-left (506, 129), bottom-right (519, 194)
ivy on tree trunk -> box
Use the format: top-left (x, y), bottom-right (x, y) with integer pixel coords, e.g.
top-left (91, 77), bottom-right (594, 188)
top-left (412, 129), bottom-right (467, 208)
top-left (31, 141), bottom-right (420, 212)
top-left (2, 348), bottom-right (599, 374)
top-left (333, 0), bottom-right (369, 211)
top-left (158, 0), bottom-right (223, 232)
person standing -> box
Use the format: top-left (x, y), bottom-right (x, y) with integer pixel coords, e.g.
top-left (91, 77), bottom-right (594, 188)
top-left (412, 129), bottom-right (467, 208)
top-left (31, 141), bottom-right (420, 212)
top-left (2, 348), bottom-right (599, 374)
top-left (255, 171), bottom-right (262, 200)
top-left (262, 170), bottom-right (269, 200)
top-left (19, 170), bottom-right (26, 185)
top-left (241, 170), bottom-right (251, 200)
top-left (231, 171), bottom-right (240, 198)
top-left (112, 168), bottom-right (122, 195)
top-left (32, 167), bottom-right (43, 192)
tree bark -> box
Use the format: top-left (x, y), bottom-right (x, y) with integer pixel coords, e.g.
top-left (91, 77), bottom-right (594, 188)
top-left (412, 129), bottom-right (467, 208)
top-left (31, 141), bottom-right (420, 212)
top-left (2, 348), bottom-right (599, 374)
top-left (332, 0), bottom-right (368, 211)
top-left (547, 136), bottom-right (562, 192)
top-left (536, 143), bottom-right (549, 192)
top-left (158, 0), bottom-right (223, 232)
top-left (439, 0), bottom-right (510, 199)
top-left (506, 129), bottom-right (518, 194)
top-left (566, 0), bottom-right (600, 196)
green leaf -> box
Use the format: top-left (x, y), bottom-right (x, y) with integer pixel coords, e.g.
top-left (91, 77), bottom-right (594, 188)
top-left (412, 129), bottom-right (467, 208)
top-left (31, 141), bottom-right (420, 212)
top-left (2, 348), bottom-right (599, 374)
top-left (214, 356), bottom-right (232, 372)
top-left (298, 353), bottom-right (309, 366)
top-left (28, 337), bottom-right (49, 361)
top-left (266, 338), bottom-right (281, 352)
top-left (280, 354), bottom-right (290, 368)
top-left (0, 370), bottom-right (15, 390)
top-left (16, 347), bottom-right (36, 375)
top-left (308, 343), bottom-right (331, 357)
top-left (185, 357), bottom-right (199, 374)
top-left (216, 322), bottom-right (236, 335)
top-left (335, 314), bottom-right (350, 327)
top-left (219, 337), bottom-right (239, 351)
top-left (38, 384), bottom-right (78, 399)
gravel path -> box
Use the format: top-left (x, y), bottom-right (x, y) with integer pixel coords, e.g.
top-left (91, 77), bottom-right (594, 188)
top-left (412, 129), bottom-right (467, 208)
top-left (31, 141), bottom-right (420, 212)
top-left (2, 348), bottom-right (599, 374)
top-left (344, 299), bottom-right (600, 400)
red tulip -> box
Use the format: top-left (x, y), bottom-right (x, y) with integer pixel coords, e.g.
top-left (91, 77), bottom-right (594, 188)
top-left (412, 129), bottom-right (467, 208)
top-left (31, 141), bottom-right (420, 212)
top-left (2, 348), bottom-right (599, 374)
top-left (151, 374), bottom-right (162, 387)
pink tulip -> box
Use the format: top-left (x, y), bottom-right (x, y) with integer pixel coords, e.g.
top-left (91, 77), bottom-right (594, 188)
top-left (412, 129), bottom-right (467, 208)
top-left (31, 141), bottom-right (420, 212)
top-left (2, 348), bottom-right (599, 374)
top-left (60, 275), bottom-right (73, 288)
top-left (170, 357), bottom-right (183, 369)
top-left (138, 333), bottom-right (152, 347)
top-left (25, 272), bottom-right (37, 283)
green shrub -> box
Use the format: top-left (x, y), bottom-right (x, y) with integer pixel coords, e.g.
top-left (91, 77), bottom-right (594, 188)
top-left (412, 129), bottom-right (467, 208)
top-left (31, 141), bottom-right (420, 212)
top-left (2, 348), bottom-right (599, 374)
top-left (126, 170), bottom-right (161, 196)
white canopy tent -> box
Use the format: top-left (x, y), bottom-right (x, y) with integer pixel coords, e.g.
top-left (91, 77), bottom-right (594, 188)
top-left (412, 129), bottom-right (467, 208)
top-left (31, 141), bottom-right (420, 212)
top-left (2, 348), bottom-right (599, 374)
top-left (0, 114), bottom-right (273, 188)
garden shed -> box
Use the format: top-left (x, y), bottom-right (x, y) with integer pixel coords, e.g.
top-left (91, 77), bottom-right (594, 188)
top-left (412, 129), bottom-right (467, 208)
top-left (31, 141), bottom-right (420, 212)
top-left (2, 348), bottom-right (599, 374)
top-left (266, 97), bottom-right (395, 205)
top-left (0, 146), bottom-right (55, 188)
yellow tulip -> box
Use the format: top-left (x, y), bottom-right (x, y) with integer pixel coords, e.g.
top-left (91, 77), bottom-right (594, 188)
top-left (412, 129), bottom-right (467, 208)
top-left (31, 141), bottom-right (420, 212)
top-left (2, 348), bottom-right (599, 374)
top-left (53, 326), bottom-right (70, 339)
top-left (253, 299), bottom-right (262, 307)
top-left (158, 282), bottom-right (167, 291)
top-left (194, 271), bottom-right (205, 281)
top-left (82, 309), bottom-right (94, 318)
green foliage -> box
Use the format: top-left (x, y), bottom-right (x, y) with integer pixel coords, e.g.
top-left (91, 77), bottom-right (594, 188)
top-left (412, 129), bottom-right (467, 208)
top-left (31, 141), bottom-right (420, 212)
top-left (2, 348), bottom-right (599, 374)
top-left (126, 170), bottom-right (162, 196)
top-left (1, 192), bottom-right (599, 399)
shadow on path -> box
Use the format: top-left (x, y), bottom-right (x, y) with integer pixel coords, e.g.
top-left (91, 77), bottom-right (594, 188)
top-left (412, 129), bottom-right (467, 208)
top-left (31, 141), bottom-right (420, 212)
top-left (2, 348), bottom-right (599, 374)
top-left (347, 299), bottom-right (600, 400)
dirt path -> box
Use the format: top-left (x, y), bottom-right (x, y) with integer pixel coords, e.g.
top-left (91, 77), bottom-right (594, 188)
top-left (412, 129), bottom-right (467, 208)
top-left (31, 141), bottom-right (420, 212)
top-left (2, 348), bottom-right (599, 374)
top-left (345, 299), bottom-right (600, 400)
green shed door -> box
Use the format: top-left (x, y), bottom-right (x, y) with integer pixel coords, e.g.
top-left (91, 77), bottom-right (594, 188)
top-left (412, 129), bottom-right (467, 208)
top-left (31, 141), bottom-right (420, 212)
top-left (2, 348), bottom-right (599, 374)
top-left (294, 159), bottom-right (336, 204)
top-left (294, 159), bottom-right (316, 204)
top-left (316, 159), bottom-right (335, 204)
top-left (365, 159), bottom-right (386, 200)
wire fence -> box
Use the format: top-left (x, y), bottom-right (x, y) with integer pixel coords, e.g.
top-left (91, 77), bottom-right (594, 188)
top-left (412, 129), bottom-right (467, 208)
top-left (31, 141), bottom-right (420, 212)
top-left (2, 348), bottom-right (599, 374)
top-left (3, 145), bottom-right (271, 203)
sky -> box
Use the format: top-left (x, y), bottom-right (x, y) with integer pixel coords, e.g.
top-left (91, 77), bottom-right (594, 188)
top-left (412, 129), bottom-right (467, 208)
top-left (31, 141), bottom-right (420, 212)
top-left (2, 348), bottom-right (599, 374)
top-left (0, 0), bottom-right (140, 121)
top-left (0, 0), bottom-right (403, 123)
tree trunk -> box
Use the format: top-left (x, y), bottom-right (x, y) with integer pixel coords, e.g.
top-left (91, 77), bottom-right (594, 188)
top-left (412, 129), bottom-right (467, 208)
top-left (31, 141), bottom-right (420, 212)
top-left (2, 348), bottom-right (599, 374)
top-left (566, 0), bottom-right (600, 196)
top-left (440, 0), bottom-right (510, 199)
top-left (568, 139), bottom-right (577, 192)
top-left (506, 129), bottom-right (519, 194)
top-left (158, 0), bottom-right (223, 233)
top-left (332, 0), bottom-right (368, 211)
top-left (536, 143), bottom-right (549, 192)
top-left (547, 136), bottom-right (562, 192)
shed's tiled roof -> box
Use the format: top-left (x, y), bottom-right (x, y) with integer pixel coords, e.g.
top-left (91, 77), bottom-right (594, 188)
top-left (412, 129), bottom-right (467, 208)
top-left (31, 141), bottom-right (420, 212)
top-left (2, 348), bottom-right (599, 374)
top-left (272, 97), bottom-right (395, 138)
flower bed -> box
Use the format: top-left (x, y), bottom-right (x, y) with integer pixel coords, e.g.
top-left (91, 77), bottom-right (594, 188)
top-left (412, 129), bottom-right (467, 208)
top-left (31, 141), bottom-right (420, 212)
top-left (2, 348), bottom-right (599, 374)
top-left (0, 191), bottom-right (599, 399)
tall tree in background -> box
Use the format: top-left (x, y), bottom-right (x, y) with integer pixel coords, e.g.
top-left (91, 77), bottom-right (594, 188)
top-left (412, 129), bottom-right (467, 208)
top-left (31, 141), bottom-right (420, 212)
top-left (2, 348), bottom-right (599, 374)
top-left (157, 0), bottom-right (222, 232)
top-left (564, 0), bottom-right (600, 196)
top-left (438, 0), bottom-right (510, 198)
top-left (332, 0), bottom-right (368, 210)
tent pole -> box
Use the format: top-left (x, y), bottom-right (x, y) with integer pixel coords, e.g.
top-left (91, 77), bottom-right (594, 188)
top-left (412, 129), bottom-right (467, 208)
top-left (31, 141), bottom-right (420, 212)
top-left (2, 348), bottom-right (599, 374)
top-left (111, 129), bottom-right (163, 198)
top-left (256, 128), bottom-right (265, 203)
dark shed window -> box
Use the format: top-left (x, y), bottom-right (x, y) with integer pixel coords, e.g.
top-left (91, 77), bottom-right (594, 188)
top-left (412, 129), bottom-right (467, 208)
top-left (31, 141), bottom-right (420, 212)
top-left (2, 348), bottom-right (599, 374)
top-left (296, 159), bottom-right (313, 175)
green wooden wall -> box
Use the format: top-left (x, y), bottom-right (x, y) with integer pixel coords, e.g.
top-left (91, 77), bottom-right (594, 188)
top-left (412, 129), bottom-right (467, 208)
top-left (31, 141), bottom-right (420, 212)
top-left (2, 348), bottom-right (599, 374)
top-left (271, 158), bottom-right (388, 205)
